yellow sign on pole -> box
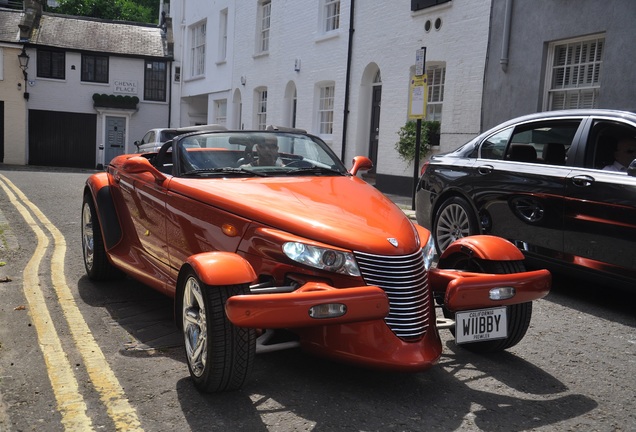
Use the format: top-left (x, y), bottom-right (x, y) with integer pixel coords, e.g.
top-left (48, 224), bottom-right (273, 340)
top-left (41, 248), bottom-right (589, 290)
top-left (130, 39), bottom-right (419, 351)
top-left (408, 74), bottom-right (428, 120)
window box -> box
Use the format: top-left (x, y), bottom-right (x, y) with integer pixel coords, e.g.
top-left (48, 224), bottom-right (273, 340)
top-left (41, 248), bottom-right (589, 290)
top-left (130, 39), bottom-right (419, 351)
top-left (92, 93), bottom-right (139, 109)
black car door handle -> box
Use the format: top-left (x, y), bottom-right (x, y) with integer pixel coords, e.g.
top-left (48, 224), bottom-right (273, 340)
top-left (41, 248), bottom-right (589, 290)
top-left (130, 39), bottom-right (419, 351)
top-left (477, 165), bottom-right (494, 175)
top-left (571, 175), bottom-right (595, 187)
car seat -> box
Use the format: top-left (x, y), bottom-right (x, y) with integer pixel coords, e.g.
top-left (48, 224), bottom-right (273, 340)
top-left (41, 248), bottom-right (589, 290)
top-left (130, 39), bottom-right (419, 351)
top-left (508, 144), bottom-right (537, 162)
top-left (543, 143), bottom-right (566, 165)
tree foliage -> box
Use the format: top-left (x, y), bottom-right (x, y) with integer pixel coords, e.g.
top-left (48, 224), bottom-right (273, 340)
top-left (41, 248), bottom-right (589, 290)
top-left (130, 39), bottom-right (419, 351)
top-left (52, 0), bottom-right (159, 24)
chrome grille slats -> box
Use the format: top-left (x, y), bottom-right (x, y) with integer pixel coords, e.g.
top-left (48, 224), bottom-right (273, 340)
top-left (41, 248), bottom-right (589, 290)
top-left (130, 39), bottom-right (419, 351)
top-left (354, 250), bottom-right (430, 340)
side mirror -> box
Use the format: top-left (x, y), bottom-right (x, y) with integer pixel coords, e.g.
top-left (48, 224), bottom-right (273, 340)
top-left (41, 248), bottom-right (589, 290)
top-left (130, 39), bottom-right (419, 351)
top-left (349, 156), bottom-right (373, 176)
top-left (627, 159), bottom-right (636, 177)
top-left (122, 156), bottom-right (166, 183)
top-left (134, 140), bottom-right (141, 148)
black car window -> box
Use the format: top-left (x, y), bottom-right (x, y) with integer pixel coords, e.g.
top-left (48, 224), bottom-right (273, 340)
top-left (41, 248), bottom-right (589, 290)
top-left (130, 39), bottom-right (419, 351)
top-left (503, 120), bottom-right (580, 165)
top-left (586, 120), bottom-right (636, 171)
top-left (479, 127), bottom-right (513, 160)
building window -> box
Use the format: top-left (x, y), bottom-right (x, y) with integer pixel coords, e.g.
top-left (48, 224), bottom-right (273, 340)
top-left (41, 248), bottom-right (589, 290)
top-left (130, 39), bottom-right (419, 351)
top-left (215, 99), bottom-right (227, 125)
top-left (258, 1), bottom-right (271, 53)
top-left (37, 49), bottom-right (65, 79)
top-left (547, 35), bottom-right (604, 110)
top-left (144, 60), bottom-right (167, 102)
top-left (411, 0), bottom-right (451, 12)
top-left (319, 85), bottom-right (335, 135)
top-left (81, 54), bottom-right (109, 83)
top-left (323, 0), bottom-right (340, 32)
top-left (191, 21), bottom-right (206, 77)
top-left (256, 89), bottom-right (268, 130)
top-left (426, 65), bottom-right (445, 122)
top-left (218, 9), bottom-right (228, 62)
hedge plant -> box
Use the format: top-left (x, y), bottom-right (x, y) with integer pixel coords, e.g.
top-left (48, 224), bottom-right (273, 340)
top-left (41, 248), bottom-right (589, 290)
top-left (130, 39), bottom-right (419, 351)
top-left (92, 93), bottom-right (140, 109)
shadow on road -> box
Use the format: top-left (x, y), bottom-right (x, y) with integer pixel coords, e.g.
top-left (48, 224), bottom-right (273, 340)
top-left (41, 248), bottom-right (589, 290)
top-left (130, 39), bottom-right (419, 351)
top-left (547, 273), bottom-right (636, 327)
top-left (76, 272), bottom-right (599, 431)
top-left (174, 342), bottom-right (596, 432)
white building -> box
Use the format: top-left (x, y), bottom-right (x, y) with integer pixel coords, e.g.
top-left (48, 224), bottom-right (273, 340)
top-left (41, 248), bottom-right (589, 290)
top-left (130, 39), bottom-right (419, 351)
top-left (170, 0), bottom-right (491, 194)
top-left (0, 0), bottom-right (173, 168)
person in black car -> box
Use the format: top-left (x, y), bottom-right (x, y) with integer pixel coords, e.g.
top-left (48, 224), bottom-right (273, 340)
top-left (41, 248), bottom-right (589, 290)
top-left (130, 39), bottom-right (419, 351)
top-left (603, 134), bottom-right (636, 172)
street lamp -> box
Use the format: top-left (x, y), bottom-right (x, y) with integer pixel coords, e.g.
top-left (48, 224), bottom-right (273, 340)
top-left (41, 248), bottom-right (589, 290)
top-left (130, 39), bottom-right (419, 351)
top-left (18, 46), bottom-right (30, 100)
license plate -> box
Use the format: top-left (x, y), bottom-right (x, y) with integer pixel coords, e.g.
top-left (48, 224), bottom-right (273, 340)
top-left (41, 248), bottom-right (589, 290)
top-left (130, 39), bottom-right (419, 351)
top-left (455, 307), bottom-right (507, 344)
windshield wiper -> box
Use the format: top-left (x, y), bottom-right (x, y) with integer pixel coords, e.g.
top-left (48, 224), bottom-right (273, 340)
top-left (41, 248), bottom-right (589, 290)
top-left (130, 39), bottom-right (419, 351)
top-left (284, 166), bottom-right (345, 176)
top-left (181, 167), bottom-right (267, 177)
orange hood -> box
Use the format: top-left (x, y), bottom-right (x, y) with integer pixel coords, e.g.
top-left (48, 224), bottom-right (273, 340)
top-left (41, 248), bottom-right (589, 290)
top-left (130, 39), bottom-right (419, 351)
top-left (168, 175), bottom-right (423, 255)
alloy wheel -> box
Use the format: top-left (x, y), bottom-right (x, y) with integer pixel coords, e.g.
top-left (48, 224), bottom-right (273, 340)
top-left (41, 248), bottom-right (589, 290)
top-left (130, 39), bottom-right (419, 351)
top-left (183, 276), bottom-right (207, 378)
top-left (436, 202), bottom-right (471, 252)
top-left (81, 202), bottom-right (95, 271)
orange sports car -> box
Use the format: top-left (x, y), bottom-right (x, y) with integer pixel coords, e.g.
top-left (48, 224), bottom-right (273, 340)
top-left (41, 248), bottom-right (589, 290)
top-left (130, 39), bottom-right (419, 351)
top-left (82, 128), bottom-right (550, 393)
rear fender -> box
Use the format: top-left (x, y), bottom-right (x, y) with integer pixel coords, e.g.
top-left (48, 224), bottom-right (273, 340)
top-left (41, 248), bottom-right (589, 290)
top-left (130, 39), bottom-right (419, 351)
top-left (439, 235), bottom-right (524, 262)
top-left (84, 173), bottom-right (122, 250)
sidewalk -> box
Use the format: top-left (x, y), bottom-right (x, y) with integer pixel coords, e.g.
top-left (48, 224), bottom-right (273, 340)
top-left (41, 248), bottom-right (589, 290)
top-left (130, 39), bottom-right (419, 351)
top-left (385, 193), bottom-right (417, 220)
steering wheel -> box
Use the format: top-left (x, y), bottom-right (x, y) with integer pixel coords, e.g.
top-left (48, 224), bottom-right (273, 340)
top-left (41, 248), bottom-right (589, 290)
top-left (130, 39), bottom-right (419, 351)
top-left (236, 144), bottom-right (255, 167)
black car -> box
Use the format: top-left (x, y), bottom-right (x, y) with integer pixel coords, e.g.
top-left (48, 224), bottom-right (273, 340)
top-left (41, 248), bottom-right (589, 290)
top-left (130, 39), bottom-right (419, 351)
top-left (416, 109), bottom-right (636, 287)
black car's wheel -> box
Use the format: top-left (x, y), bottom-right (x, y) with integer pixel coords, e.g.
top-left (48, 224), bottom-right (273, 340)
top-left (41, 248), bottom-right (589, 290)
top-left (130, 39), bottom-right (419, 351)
top-left (438, 254), bottom-right (532, 353)
top-left (182, 269), bottom-right (255, 393)
top-left (81, 193), bottom-right (123, 280)
top-left (433, 196), bottom-right (479, 254)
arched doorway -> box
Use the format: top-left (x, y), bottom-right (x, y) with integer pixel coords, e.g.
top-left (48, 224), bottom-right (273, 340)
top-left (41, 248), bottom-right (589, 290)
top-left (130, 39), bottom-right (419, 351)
top-left (232, 88), bottom-right (243, 129)
top-left (368, 70), bottom-right (382, 174)
top-left (283, 81), bottom-right (297, 128)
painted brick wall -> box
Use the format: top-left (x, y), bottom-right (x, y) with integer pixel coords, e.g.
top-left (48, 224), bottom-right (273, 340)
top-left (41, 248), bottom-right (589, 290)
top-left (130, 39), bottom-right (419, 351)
top-left (173, 0), bottom-right (491, 182)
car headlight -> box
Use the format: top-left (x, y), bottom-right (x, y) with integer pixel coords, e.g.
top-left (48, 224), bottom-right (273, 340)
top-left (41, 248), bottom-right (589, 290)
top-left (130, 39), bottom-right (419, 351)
top-left (421, 232), bottom-right (437, 271)
top-left (283, 242), bottom-right (361, 277)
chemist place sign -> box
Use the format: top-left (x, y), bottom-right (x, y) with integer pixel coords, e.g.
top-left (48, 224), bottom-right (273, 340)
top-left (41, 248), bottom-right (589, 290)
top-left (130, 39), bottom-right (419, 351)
top-left (113, 80), bottom-right (138, 95)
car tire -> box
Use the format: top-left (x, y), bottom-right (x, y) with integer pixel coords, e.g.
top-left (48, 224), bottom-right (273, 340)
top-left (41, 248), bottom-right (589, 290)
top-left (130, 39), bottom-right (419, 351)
top-left (437, 254), bottom-right (532, 353)
top-left (81, 193), bottom-right (123, 281)
top-left (433, 196), bottom-right (479, 254)
top-left (182, 268), bottom-right (256, 393)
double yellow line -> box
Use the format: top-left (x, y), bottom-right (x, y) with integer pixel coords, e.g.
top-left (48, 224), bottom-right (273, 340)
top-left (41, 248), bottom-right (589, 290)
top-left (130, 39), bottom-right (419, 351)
top-left (0, 174), bottom-right (143, 431)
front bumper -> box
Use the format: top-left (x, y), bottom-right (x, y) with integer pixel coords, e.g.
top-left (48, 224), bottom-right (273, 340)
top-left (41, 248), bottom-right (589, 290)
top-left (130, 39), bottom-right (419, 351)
top-left (225, 282), bottom-right (389, 328)
top-left (429, 268), bottom-right (551, 312)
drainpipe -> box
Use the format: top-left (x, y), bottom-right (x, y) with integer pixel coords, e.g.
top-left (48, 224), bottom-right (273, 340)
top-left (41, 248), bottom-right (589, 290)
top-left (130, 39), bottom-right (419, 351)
top-left (500, 0), bottom-right (513, 72)
top-left (340, 0), bottom-right (355, 162)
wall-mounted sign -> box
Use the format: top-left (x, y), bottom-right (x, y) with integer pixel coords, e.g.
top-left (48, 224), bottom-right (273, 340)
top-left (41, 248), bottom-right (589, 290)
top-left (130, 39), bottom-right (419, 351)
top-left (113, 80), bottom-right (138, 95)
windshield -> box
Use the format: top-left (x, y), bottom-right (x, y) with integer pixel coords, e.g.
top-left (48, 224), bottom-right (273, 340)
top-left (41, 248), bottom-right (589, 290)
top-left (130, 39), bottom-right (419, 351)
top-left (173, 131), bottom-right (349, 177)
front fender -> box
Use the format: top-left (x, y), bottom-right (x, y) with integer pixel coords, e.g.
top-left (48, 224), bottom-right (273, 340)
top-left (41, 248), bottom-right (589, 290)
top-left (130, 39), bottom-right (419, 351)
top-left (439, 235), bottom-right (524, 262)
top-left (185, 252), bottom-right (257, 286)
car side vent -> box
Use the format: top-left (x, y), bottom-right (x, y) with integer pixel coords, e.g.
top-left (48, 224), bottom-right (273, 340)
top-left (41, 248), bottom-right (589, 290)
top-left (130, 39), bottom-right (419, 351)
top-left (354, 250), bottom-right (430, 340)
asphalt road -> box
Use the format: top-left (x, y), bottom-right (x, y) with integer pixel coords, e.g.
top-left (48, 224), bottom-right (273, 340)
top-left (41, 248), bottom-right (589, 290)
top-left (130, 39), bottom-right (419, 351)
top-left (0, 166), bottom-right (634, 432)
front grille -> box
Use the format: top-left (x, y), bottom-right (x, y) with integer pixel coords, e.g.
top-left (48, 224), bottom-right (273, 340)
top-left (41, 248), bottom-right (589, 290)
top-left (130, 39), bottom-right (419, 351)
top-left (354, 250), bottom-right (430, 340)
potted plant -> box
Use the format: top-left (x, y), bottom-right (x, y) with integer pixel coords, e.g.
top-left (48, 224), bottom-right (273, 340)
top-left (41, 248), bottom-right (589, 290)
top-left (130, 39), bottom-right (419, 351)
top-left (394, 120), bottom-right (440, 163)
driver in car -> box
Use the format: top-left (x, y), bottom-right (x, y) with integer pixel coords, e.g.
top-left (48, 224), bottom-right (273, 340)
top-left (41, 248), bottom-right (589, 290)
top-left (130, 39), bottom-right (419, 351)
top-left (243, 135), bottom-right (284, 167)
top-left (603, 134), bottom-right (636, 172)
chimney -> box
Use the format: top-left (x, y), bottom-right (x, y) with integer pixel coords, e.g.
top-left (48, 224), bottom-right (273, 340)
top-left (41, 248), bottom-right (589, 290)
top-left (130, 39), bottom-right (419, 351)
top-left (19, 0), bottom-right (44, 42)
